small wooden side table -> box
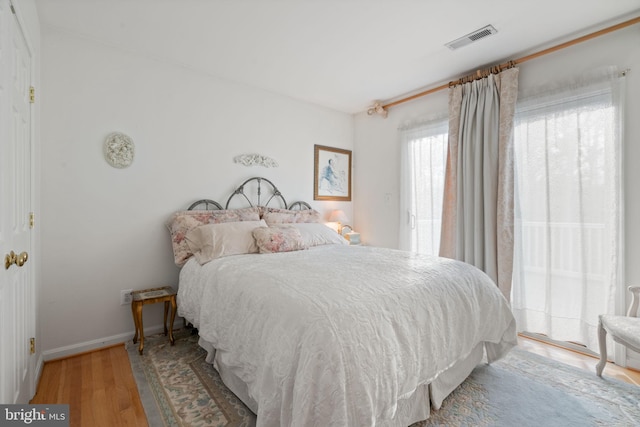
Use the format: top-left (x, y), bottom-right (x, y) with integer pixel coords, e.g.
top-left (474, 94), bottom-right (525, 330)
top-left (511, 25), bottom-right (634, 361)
top-left (131, 286), bottom-right (177, 355)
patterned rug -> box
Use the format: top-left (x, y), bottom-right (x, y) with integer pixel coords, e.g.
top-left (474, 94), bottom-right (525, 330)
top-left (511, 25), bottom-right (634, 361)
top-left (127, 330), bottom-right (640, 426)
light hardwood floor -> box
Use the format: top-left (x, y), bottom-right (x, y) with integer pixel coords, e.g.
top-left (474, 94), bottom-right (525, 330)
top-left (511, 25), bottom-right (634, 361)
top-left (517, 335), bottom-right (640, 386)
top-left (30, 344), bottom-right (147, 427)
top-left (30, 336), bottom-right (639, 426)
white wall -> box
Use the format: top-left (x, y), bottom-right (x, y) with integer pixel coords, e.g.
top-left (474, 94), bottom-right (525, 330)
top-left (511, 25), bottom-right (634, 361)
top-left (354, 24), bottom-right (640, 366)
top-left (39, 26), bottom-right (353, 357)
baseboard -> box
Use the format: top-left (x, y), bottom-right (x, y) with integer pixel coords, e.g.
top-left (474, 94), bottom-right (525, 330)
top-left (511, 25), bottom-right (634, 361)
top-left (31, 353), bottom-right (45, 401)
top-left (35, 353), bottom-right (44, 384)
top-left (41, 323), bottom-right (168, 362)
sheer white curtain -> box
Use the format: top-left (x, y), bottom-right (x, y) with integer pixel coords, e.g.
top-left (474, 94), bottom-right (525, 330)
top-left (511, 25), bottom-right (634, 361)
top-left (512, 67), bottom-right (625, 354)
top-left (399, 119), bottom-right (448, 254)
top-left (440, 68), bottom-right (519, 299)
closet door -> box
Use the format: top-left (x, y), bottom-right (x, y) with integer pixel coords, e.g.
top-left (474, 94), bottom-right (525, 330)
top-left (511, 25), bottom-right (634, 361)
top-left (0, 0), bottom-right (35, 404)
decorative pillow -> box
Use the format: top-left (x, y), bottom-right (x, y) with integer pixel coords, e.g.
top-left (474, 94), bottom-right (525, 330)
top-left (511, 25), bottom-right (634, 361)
top-left (185, 220), bottom-right (266, 265)
top-left (166, 207), bottom-right (260, 266)
top-left (262, 207), bottom-right (321, 225)
top-left (252, 225), bottom-right (308, 254)
top-left (291, 223), bottom-right (349, 247)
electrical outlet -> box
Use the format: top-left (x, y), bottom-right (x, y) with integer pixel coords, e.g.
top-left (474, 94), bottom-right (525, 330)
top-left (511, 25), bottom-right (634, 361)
top-left (120, 289), bottom-right (133, 305)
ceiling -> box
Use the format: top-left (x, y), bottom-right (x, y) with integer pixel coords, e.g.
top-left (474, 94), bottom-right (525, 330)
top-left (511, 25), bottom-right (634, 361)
top-left (34, 1), bottom-right (640, 114)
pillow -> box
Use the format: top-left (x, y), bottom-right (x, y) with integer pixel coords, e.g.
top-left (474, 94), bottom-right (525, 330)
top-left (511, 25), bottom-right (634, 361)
top-left (261, 207), bottom-right (321, 225)
top-left (166, 207), bottom-right (260, 266)
top-left (252, 225), bottom-right (308, 254)
top-left (185, 220), bottom-right (266, 265)
top-left (291, 223), bottom-right (349, 247)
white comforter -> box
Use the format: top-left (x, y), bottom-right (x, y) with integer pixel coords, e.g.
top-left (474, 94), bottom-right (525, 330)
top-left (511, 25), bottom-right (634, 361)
top-left (178, 245), bottom-right (516, 427)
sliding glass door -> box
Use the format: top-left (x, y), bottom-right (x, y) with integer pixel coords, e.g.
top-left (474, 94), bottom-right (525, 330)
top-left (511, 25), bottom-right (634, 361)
top-left (399, 119), bottom-right (448, 255)
top-left (512, 69), bottom-right (624, 355)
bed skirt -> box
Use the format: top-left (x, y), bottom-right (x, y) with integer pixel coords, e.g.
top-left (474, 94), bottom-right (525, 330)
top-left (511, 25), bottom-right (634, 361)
top-left (198, 336), bottom-right (484, 426)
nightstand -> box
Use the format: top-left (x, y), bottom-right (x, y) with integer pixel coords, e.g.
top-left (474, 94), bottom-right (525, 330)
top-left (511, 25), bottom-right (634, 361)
top-left (345, 232), bottom-right (361, 245)
top-left (131, 286), bottom-right (177, 355)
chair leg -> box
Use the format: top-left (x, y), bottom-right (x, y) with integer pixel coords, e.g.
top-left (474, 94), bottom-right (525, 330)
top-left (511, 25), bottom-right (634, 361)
top-left (596, 318), bottom-right (607, 377)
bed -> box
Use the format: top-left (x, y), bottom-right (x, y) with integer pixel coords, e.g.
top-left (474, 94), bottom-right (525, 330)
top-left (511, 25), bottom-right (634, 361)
top-left (168, 177), bottom-right (517, 427)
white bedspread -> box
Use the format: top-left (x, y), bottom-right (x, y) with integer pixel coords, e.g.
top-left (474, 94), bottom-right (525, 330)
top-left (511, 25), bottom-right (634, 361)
top-left (178, 245), bottom-right (516, 427)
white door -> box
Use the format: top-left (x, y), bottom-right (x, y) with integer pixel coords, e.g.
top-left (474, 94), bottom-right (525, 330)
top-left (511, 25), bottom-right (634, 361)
top-left (0, 0), bottom-right (35, 404)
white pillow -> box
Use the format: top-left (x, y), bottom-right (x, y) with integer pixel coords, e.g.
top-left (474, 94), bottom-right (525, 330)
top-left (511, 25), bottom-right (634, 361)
top-left (185, 220), bottom-right (266, 265)
top-left (291, 223), bottom-right (349, 247)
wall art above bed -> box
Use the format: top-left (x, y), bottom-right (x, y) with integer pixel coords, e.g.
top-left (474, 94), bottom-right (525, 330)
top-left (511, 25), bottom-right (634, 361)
top-left (103, 132), bottom-right (135, 168)
top-left (314, 144), bottom-right (351, 201)
top-left (233, 153), bottom-right (279, 168)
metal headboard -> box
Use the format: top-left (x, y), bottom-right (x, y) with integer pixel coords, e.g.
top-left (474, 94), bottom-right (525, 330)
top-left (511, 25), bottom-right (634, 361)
top-left (186, 177), bottom-right (312, 211)
top-left (187, 199), bottom-right (223, 210)
top-left (225, 177), bottom-right (287, 209)
top-left (288, 201), bottom-right (312, 210)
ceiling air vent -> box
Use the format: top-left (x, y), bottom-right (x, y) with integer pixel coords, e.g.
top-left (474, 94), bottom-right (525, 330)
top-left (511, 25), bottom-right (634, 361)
top-left (445, 25), bottom-right (498, 50)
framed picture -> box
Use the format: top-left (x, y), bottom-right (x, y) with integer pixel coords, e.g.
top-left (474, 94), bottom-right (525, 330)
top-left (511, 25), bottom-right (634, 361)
top-left (314, 145), bottom-right (352, 201)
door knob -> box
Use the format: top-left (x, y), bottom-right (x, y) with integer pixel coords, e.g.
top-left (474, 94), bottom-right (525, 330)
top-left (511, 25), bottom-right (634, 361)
top-left (16, 252), bottom-right (28, 267)
top-left (4, 251), bottom-right (28, 269)
top-left (5, 251), bottom-right (17, 269)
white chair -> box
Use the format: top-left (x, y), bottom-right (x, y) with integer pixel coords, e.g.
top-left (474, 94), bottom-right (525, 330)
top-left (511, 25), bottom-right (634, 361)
top-left (596, 286), bottom-right (640, 376)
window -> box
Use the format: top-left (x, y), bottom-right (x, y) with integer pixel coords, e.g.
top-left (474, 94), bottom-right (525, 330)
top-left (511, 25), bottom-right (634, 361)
top-left (399, 119), bottom-right (448, 254)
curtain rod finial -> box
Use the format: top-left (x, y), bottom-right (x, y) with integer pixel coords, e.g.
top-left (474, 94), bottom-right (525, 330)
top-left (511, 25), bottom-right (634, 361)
top-left (367, 101), bottom-right (388, 118)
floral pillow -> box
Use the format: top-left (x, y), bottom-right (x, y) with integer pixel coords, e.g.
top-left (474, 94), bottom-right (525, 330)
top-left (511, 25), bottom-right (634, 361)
top-left (252, 225), bottom-right (308, 254)
top-left (261, 207), bottom-right (321, 225)
top-left (166, 207), bottom-right (260, 266)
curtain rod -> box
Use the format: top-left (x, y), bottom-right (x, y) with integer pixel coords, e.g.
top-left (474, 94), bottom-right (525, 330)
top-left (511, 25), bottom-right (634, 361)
top-left (377, 15), bottom-right (640, 112)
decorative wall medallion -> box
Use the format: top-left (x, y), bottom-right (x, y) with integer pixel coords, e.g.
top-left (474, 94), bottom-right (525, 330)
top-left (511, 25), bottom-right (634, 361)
top-left (104, 132), bottom-right (135, 168)
top-left (233, 154), bottom-right (279, 168)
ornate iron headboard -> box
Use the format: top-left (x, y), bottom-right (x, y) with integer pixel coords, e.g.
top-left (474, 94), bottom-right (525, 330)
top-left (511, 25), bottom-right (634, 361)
top-left (225, 177), bottom-right (286, 209)
top-left (288, 201), bottom-right (312, 210)
top-left (186, 177), bottom-right (310, 211)
top-left (187, 199), bottom-right (223, 210)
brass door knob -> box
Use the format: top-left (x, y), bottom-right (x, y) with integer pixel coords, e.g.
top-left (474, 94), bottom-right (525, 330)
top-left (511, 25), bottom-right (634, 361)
top-left (4, 251), bottom-right (28, 269)
top-left (16, 252), bottom-right (28, 267)
top-left (5, 251), bottom-right (17, 270)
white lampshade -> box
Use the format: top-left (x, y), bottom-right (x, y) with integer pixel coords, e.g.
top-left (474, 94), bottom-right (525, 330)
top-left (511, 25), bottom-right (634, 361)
top-left (328, 209), bottom-right (348, 224)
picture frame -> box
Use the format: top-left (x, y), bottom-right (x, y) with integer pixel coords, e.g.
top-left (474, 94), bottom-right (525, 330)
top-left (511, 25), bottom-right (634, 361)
top-left (314, 145), bottom-right (352, 201)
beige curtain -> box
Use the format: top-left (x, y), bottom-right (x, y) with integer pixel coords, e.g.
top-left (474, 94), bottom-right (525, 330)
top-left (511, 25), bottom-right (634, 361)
top-left (439, 68), bottom-right (519, 300)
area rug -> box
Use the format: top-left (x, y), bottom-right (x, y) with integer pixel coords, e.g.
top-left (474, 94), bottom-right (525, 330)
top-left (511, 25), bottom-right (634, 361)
top-left (127, 330), bottom-right (640, 427)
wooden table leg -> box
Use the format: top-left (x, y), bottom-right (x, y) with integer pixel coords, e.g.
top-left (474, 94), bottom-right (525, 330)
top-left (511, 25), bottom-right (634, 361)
top-left (134, 302), bottom-right (144, 355)
top-left (132, 301), bottom-right (140, 344)
top-left (169, 295), bottom-right (177, 345)
top-left (163, 301), bottom-right (169, 336)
